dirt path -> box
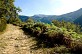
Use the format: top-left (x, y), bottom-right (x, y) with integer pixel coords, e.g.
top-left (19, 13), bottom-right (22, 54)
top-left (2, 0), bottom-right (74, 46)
top-left (0, 24), bottom-right (37, 54)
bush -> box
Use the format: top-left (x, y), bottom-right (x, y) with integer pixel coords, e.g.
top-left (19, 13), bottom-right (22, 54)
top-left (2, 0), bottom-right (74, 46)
top-left (42, 31), bottom-right (72, 47)
top-left (22, 22), bottom-right (73, 48)
top-left (7, 18), bottom-right (22, 26)
top-left (21, 20), bottom-right (82, 53)
top-left (70, 43), bottom-right (82, 54)
top-left (50, 46), bottom-right (70, 53)
top-left (52, 20), bottom-right (82, 33)
top-left (22, 21), bottom-right (82, 49)
top-left (0, 17), bottom-right (7, 32)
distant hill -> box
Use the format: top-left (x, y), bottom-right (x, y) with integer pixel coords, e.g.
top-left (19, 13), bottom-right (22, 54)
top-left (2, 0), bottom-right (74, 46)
top-left (74, 15), bottom-right (82, 26)
top-left (31, 14), bottom-right (59, 23)
top-left (19, 15), bottom-right (29, 22)
top-left (19, 8), bottom-right (82, 23)
top-left (59, 8), bottom-right (82, 22)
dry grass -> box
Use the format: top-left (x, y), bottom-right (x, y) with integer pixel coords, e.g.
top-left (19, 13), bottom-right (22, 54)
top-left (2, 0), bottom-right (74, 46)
top-left (0, 24), bottom-right (35, 54)
top-left (0, 24), bottom-right (55, 54)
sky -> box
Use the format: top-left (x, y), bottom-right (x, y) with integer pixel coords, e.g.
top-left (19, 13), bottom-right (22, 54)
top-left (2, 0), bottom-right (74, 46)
top-left (14, 0), bottom-right (82, 16)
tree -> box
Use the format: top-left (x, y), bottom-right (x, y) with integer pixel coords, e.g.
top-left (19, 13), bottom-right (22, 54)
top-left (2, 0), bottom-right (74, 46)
top-left (0, 0), bottom-right (21, 23)
top-left (0, 0), bottom-right (21, 31)
top-left (26, 18), bottom-right (34, 23)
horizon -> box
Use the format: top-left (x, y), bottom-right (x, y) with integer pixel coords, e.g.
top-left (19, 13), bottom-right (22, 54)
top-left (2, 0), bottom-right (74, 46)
top-left (14, 0), bottom-right (82, 16)
top-left (18, 8), bottom-right (82, 16)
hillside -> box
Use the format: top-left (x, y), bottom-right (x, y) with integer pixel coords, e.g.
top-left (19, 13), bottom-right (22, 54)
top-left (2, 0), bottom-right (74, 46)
top-left (19, 15), bottom-right (29, 22)
top-left (31, 15), bottom-right (58, 23)
top-left (0, 21), bottom-right (82, 54)
top-left (74, 15), bottom-right (82, 26)
top-left (59, 8), bottom-right (82, 21)
top-left (2, 0), bottom-right (82, 54)
top-left (19, 8), bottom-right (82, 23)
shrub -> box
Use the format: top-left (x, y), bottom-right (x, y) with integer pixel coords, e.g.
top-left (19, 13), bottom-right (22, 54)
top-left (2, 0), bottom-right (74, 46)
top-left (20, 22), bottom-right (27, 27)
top-left (52, 20), bottom-right (82, 33)
top-left (32, 27), bottom-right (42, 36)
top-left (22, 21), bottom-right (82, 49)
top-left (0, 17), bottom-right (7, 32)
top-left (70, 43), bottom-right (82, 54)
top-left (50, 46), bottom-right (70, 53)
top-left (42, 31), bottom-right (72, 47)
top-left (7, 18), bottom-right (22, 26)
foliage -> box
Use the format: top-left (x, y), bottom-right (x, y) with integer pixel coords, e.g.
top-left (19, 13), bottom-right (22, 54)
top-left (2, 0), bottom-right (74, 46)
top-left (0, 0), bottom-right (21, 25)
top-left (0, 0), bottom-right (21, 18)
top-left (26, 18), bottom-right (34, 23)
top-left (70, 42), bottom-right (82, 54)
top-left (22, 22), bottom-right (75, 47)
top-left (52, 20), bottom-right (82, 33)
top-left (51, 46), bottom-right (70, 53)
top-left (21, 19), bottom-right (82, 53)
top-left (7, 17), bottom-right (22, 26)
top-left (0, 17), bottom-right (7, 32)
top-left (0, 0), bottom-right (21, 31)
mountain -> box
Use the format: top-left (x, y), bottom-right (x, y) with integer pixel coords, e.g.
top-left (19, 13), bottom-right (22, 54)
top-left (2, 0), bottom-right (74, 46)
top-left (31, 14), bottom-right (59, 23)
top-left (74, 15), bottom-right (82, 26)
top-left (19, 8), bottom-right (82, 23)
top-left (59, 8), bottom-right (82, 22)
top-left (19, 15), bottom-right (29, 22)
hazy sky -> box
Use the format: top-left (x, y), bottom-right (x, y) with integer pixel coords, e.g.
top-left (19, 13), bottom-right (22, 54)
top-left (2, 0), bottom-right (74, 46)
top-left (14, 0), bottom-right (82, 16)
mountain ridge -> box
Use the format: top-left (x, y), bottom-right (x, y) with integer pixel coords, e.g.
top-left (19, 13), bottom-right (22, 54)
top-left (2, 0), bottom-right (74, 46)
top-left (19, 8), bottom-right (82, 23)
